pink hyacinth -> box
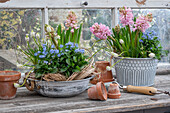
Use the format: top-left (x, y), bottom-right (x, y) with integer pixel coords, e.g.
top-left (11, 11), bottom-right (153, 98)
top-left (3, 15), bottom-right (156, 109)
top-left (90, 23), bottom-right (111, 40)
top-left (65, 11), bottom-right (79, 33)
top-left (119, 6), bottom-right (134, 27)
top-left (133, 15), bottom-right (150, 32)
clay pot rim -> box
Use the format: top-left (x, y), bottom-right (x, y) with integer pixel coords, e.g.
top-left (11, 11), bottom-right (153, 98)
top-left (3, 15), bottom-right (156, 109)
top-left (108, 93), bottom-right (121, 99)
top-left (0, 71), bottom-right (21, 81)
top-left (95, 61), bottom-right (110, 64)
top-left (96, 82), bottom-right (107, 100)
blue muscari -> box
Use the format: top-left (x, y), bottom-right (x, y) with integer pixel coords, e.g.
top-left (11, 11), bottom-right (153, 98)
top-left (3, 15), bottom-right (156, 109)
top-left (50, 49), bottom-right (54, 54)
top-left (80, 49), bottom-right (85, 54)
top-left (44, 61), bottom-right (48, 64)
top-left (39, 55), bottom-right (45, 58)
top-left (70, 45), bottom-right (75, 48)
top-left (55, 50), bottom-right (59, 54)
top-left (51, 45), bottom-right (55, 48)
top-left (65, 49), bottom-right (69, 52)
top-left (34, 53), bottom-right (38, 56)
top-left (75, 43), bottom-right (78, 48)
top-left (57, 54), bottom-right (61, 57)
top-left (142, 31), bottom-right (159, 40)
top-left (65, 42), bottom-right (73, 46)
top-left (37, 51), bottom-right (41, 54)
top-left (75, 49), bottom-right (80, 53)
top-left (42, 51), bottom-right (47, 55)
top-left (139, 39), bottom-right (144, 43)
top-left (60, 44), bottom-right (64, 48)
top-left (42, 44), bottom-right (46, 47)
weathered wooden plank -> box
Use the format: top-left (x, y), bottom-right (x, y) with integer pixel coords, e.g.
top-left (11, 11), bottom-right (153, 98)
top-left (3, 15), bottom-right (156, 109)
top-left (0, 0), bottom-right (169, 9)
top-left (0, 75), bottom-right (170, 113)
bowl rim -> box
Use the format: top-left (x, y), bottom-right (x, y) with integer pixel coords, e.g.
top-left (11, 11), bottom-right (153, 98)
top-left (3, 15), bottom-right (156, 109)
top-left (26, 75), bottom-right (94, 83)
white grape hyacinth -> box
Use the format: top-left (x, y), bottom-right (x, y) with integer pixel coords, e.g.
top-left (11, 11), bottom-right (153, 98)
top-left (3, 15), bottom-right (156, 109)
top-left (17, 45), bottom-right (21, 49)
top-left (119, 39), bottom-right (124, 44)
top-left (14, 83), bottom-right (20, 88)
top-left (25, 34), bottom-right (29, 41)
top-left (36, 33), bottom-right (40, 39)
top-left (110, 52), bottom-right (119, 57)
top-left (30, 30), bottom-right (35, 37)
top-left (56, 35), bottom-right (60, 40)
top-left (149, 53), bottom-right (155, 58)
top-left (106, 66), bottom-right (111, 71)
top-left (46, 26), bottom-right (52, 32)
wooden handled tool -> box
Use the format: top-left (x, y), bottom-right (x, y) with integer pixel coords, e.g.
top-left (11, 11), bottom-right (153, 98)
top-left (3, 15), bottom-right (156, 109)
top-left (123, 85), bottom-right (157, 95)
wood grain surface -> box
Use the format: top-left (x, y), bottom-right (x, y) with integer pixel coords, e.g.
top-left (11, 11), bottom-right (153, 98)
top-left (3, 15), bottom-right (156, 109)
top-left (0, 75), bottom-right (170, 113)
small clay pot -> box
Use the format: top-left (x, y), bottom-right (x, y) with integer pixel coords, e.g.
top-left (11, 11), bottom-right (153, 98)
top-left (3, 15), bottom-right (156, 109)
top-left (0, 71), bottom-right (21, 99)
top-left (90, 61), bottom-right (114, 84)
top-left (88, 82), bottom-right (107, 100)
top-left (0, 0), bottom-right (10, 3)
top-left (108, 83), bottom-right (121, 99)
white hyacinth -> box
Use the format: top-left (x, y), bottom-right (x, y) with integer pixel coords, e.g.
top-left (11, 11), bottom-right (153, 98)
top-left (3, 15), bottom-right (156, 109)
top-left (106, 66), bottom-right (111, 71)
top-left (36, 33), bottom-right (40, 39)
top-left (46, 26), bottom-right (52, 32)
top-left (30, 30), bottom-right (35, 37)
top-left (14, 83), bottom-right (20, 88)
top-left (149, 53), bottom-right (155, 58)
top-left (119, 39), bottom-right (124, 44)
top-left (110, 52), bottom-right (119, 57)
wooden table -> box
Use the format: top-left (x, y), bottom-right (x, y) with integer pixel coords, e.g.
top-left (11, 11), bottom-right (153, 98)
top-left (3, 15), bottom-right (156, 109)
top-left (0, 75), bottom-right (170, 113)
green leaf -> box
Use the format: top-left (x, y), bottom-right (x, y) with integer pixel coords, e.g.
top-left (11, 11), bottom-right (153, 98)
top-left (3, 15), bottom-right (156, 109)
top-left (73, 56), bottom-right (77, 62)
top-left (75, 66), bottom-right (80, 70)
top-left (51, 68), bottom-right (58, 73)
top-left (77, 23), bottom-right (82, 44)
top-left (73, 69), bottom-right (80, 72)
top-left (66, 28), bottom-right (71, 43)
top-left (60, 68), bottom-right (67, 72)
top-left (66, 59), bottom-right (70, 65)
top-left (57, 24), bottom-right (61, 36)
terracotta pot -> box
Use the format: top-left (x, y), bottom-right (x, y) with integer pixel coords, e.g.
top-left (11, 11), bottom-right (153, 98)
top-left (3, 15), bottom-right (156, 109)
top-left (90, 61), bottom-right (114, 84)
top-left (0, 0), bottom-right (10, 3)
top-left (0, 71), bottom-right (21, 99)
top-left (108, 83), bottom-right (121, 99)
top-left (88, 82), bottom-right (107, 100)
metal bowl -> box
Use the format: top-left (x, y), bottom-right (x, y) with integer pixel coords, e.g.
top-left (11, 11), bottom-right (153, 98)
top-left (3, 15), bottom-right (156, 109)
top-left (27, 76), bottom-right (94, 97)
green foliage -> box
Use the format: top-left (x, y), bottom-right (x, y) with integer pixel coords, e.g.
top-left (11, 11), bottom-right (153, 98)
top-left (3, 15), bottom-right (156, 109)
top-left (139, 31), bottom-right (168, 60)
top-left (56, 23), bottom-right (83, 46)
top-left (33, 42), bottom-right (88, 79)
top-left (106, 25), bottom-right (168, 59)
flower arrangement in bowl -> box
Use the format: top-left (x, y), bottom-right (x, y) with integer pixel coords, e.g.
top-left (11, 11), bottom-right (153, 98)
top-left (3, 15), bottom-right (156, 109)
top-left (90, 6), bottom-right (168, 86)
top-left (15, 11), bottom-right (96, 97)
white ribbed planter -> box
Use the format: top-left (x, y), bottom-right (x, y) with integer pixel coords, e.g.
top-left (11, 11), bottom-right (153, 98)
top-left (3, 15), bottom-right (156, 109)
top-left (114, 57), bottom-right (158, 86)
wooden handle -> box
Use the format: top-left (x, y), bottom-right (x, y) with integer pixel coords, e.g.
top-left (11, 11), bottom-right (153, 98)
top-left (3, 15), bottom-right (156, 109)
top-left (126, 85), bottom-right (157, 95)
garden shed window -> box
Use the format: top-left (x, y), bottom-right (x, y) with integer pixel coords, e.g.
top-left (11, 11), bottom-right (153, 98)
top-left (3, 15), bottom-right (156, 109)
top-left (0, 0), bottom-right (169, 71)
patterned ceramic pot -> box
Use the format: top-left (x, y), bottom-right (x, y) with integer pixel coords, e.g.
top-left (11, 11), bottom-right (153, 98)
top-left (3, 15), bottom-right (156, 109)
top-left (114, 57), bottom-right (158, 86)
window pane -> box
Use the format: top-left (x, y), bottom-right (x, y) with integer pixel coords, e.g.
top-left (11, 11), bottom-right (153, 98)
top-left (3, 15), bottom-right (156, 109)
top-left (0, 9), bottom-right (42, 71)
top-left (49, 9), bottom-right (112, 61)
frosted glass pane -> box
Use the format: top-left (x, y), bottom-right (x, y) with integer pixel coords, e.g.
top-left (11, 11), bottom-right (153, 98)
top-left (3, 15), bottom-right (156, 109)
top-left (0, 9), bottom-right (42, 71)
